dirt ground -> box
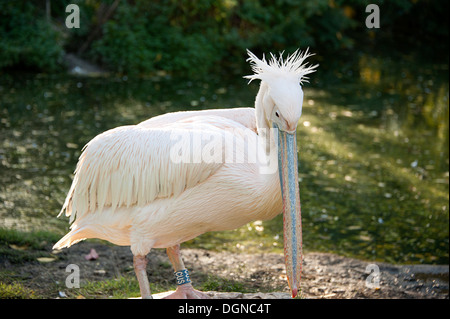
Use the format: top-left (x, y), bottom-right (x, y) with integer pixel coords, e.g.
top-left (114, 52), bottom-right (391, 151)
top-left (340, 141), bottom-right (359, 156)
top-left (2, 241), bottom-right (448, 299)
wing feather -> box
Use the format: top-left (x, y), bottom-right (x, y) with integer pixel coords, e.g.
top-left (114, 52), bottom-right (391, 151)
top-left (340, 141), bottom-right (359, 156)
top-left (59, 119), bottom-right (242, 223)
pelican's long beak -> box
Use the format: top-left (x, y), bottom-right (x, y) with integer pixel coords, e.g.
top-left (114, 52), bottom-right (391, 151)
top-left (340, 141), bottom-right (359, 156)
top-left (275, 124), bottom-right (302, 298)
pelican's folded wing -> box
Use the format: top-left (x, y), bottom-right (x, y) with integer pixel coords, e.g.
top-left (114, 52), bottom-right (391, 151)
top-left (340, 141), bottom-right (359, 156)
top-left (59, 122), bottom-right (230, 223)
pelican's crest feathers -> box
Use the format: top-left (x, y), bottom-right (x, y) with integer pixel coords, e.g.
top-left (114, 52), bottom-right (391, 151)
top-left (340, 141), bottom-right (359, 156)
top-left (244, 48), bottom-right (318, 85)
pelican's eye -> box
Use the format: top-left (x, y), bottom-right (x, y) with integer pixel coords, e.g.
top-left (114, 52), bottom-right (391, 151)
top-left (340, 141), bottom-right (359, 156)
top-left (275, 111), bottom-right (280, 118)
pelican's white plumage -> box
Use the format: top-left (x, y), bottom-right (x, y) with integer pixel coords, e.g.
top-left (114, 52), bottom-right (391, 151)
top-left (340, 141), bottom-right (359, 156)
top-left (54, 49), bottom-right (317, 299)
top-left (55, 108), bottom-right (268, 253)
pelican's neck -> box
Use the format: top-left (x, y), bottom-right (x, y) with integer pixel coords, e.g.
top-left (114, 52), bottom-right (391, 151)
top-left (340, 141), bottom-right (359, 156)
top-left (255, 81), bottom-right (277, 159)
top-left (255, 81), bottom-right (270, 136)
top-left (250, 81), bottom-right (283, 220)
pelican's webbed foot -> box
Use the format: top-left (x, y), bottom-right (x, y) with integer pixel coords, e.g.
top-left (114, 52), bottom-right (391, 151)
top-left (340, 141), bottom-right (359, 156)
top-left (163, 283), bottom-right (210, 299)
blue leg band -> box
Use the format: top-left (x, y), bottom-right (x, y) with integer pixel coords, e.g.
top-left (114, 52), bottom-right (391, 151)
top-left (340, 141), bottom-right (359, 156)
top-left (174, 269), bottom-right (191, 285)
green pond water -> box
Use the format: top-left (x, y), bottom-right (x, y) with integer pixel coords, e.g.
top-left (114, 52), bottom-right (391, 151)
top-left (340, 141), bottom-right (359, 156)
top-left (0, 51), bottom-right (448, 265)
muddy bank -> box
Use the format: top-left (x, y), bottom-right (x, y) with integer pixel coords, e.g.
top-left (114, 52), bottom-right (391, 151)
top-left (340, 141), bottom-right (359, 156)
top-left (2, 241), bottom-right (448, 299)
top-left (178, 248), bottom-right (449, 299)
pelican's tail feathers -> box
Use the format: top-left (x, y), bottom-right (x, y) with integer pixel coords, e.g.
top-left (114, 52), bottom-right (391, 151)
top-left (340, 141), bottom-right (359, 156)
top-left (52, 227), bottom-right (86, 250)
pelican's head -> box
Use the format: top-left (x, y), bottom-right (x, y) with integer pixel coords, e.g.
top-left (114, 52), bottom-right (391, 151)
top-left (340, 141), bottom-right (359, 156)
top-left (264, 77), bottom-right (304, 133)
top-left (245, 49), bottom-right (318, 298)
top-left (244, 49), bottom-right (317, 134)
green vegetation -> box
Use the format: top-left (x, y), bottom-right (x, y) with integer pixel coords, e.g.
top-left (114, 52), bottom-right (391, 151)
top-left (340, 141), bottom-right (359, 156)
top-left (0, 281), bottom-right (37, 299)
top-left (201, 275), bottom-right (251, 293)
top-left (1, 1), bottom-right (448, 74)
top-left (0, 228), bottom-right (60, 263)
top-left (77, 275), bottom-right (142, 299)
top-left (0, 2), bottom-right (63, 71)
top-left (0, 228), bottom-right (60, 249)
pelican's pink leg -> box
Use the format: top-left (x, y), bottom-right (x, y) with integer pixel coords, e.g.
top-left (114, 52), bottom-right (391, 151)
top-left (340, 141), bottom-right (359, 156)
top-left (164, 245), bottom-right (210, 299)
top-left (133, 255), bottom-right (152, 299)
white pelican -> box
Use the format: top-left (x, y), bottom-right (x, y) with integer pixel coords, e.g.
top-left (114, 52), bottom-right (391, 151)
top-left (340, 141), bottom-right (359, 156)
top-left (53, 49), bottom-right (318, 299)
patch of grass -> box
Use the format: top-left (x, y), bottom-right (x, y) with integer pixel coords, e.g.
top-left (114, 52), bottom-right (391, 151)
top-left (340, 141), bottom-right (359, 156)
top-left (0, 281), bottom-right (37, 299)
top-left (0, 228), bottom-right (60, 264)
top-left (0, 228), bottom-right (60, 249)
top-left (0, 269), bottom-right (40, 299)
top-left (293, 85), bottom-right (449, 264)
top-left (76, 275), bottom-right (141, 299)
top-left (68, 274), bottom-right (173, 299)
top-left (200, 275), bottom-right (253, 293)
top-left (184, 221), bottom-right (284, 255)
